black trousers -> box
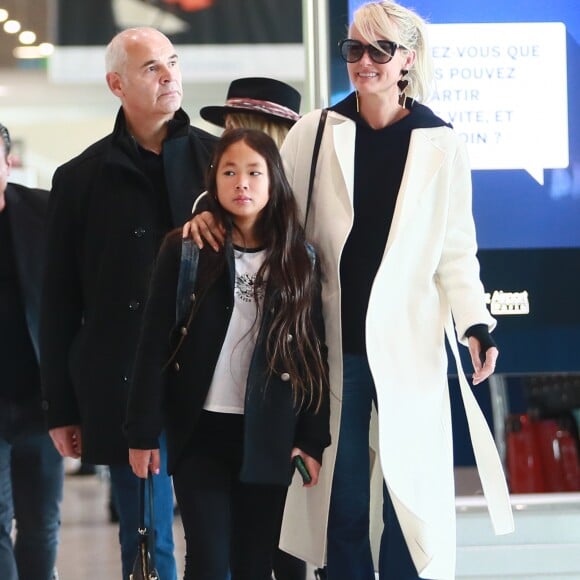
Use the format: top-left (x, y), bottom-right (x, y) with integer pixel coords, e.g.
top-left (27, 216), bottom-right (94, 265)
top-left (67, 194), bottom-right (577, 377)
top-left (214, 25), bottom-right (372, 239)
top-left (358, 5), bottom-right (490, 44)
top-left (173, 411), bottom-right (288, 580)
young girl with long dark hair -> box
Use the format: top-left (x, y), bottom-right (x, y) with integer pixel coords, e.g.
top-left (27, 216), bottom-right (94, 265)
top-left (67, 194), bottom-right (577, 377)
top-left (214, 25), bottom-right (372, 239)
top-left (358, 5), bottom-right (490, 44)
top-left (125, 128), bottom-right (330, 580)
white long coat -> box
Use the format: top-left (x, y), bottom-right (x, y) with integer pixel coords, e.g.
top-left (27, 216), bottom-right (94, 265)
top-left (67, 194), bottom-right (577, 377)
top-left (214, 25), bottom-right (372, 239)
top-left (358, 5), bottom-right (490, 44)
top-left (278, 108), bottom-right (514, 579)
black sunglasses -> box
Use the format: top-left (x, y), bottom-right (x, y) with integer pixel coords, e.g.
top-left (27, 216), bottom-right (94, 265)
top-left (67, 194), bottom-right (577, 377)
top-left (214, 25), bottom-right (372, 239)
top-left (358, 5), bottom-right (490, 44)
top-left (338, 38), bottom-right (401, 64)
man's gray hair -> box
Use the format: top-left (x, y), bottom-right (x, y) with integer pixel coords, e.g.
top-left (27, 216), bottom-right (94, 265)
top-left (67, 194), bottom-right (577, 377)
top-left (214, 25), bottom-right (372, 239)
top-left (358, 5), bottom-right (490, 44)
top-left (104, 32), bottom-right (129, 74)
top-left (0, 123), bottom-right (10, 158)
top-left (105, 27), bottom-right (164, 75)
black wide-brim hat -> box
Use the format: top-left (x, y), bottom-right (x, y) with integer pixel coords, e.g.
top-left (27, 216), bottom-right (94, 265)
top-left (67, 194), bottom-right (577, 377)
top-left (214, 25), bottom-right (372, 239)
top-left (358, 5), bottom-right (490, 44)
top-left (200, 77), bottom-right (301, 128)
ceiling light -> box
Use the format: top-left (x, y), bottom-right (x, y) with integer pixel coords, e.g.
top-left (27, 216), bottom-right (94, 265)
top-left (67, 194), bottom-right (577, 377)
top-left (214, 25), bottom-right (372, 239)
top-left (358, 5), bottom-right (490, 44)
top-left (4, 19), bottom-right (20, 33)
top-left (19, 30), bottom-right (36, 44)
top-left (39, 42), bottom-right (54, 56)
top-left (13, 45), bottom-right (41, 59)
top-left (13, 43), bottom-right (55, 60)
top-left (0, 9), bottom-right (8, 23)
top-left (13, 46), bottom-right (38, 59)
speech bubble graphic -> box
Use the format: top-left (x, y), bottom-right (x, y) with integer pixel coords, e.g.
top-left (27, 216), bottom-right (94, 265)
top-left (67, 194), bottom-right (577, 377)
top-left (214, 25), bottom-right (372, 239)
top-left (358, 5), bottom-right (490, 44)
top-left (427, 23), bottom-right (569, 185)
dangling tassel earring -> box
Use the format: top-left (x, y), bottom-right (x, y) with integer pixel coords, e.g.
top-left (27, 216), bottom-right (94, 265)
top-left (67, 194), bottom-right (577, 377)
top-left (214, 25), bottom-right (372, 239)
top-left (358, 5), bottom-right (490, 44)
top-left (397, 69), bottom-right (409, 107)
top-left (355, 90), bottom-right (360, 113)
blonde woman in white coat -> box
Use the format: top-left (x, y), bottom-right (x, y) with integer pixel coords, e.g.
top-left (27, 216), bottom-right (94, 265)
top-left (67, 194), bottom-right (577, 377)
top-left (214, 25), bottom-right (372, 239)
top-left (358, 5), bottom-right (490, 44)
top-left (277, 2), bottom-right (514, 579)
top-left (184, 2), bottom-right (514, 577)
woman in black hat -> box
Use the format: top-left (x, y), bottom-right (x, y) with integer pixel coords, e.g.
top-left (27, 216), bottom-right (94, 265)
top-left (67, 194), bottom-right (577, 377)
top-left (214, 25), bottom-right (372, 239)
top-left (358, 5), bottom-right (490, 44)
top-left (200, 77), bottom-right (301, 148)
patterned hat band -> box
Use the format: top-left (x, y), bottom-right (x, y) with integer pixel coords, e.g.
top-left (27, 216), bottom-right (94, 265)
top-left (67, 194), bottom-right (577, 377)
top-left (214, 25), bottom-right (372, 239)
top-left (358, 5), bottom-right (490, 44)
top-left (224, 97), bottom-right (301, 122)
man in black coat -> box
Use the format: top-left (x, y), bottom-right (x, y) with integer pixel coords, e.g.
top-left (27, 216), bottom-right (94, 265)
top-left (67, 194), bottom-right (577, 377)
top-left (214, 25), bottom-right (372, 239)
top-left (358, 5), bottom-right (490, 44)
top-left (40, 28), bottom-right (217, 580)
top-left (0, 123), bottom-right (63, 580)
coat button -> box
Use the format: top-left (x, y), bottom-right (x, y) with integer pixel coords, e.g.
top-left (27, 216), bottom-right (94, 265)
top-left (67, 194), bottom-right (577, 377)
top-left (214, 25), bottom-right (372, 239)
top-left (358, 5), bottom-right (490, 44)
top-left (174, 362), bottom-right (180, 372)
top-left (180, 326), bottom-right (188, 336)
top-left (128, 300), bottom-right (140, 310)
top-left (287, 334), bottom-right (293, 342)
top-left (133, 227), bottom-right (146, 238)
top-left (281, 372), bottom-right (291, 382)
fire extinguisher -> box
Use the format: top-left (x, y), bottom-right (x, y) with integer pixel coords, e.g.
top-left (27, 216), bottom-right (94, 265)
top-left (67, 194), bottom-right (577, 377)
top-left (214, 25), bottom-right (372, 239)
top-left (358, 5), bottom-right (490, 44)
top-left (533, 419), bottom-right (580, 492)
top-left (505, 414), bottom-right (545, 493)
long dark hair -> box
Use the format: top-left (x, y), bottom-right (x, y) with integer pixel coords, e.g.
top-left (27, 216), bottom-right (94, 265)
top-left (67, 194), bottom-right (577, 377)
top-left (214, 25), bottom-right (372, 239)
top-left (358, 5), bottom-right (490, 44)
top-left (206, 128), bottom-right (328, 411)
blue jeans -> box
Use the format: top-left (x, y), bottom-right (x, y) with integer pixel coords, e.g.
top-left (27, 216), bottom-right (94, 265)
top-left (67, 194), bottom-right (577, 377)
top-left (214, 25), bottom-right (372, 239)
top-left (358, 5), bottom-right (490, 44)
top-left (0, 397), bottom-right (64, 580)
top-left (109, 433), bottom-right (177, 580)
top-left (326, 354), bottom-right (419, 580)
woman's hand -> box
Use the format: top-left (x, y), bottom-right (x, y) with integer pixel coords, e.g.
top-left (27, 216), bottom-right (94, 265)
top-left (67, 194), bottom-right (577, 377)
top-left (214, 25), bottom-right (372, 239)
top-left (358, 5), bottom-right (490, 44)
top-left (291, 448), bottom-right (321, 488)
top-left (129, 448), bottom-right (160, 479)
top-left (182, 211), bottom-right (225, 252)
top-left (469, 336), bottom-right (499, 386)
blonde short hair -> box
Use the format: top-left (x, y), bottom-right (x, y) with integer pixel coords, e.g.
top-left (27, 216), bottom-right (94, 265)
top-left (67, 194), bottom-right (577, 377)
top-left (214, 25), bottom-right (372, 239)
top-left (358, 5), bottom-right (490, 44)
top-left (352, 1), bottom-right (434, 102)
top-left (224, 113), bottom-right (291, 149)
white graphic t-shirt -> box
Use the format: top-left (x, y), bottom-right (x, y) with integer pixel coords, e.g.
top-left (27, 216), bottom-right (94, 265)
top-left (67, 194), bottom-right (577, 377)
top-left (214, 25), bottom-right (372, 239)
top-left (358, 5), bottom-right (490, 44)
top-left (203, 246), bottom-right (266, 414)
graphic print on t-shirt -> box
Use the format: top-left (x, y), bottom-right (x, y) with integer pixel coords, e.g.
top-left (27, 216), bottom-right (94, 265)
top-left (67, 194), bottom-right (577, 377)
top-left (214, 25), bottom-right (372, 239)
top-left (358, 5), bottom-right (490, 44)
top-left (204, 248), bottom-right (266, 413)
top-left (235, 272), bottom-right (262, 303)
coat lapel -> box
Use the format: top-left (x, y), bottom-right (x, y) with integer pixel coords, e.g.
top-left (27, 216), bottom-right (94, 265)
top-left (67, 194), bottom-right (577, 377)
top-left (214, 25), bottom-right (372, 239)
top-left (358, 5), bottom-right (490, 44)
top-left (385, 129), bottom-right (447, 253)
top-left (330, 114), bottom-right (356, 210)
top-left (329, 116), bottom-right (448, 259)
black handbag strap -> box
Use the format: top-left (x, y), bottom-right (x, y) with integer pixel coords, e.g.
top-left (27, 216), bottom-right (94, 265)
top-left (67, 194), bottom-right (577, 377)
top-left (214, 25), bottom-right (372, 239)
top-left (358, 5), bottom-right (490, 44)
top-left (138, 473), bottom-right (157, 571)
top-left (305, 108), bottom-right (328, 226)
